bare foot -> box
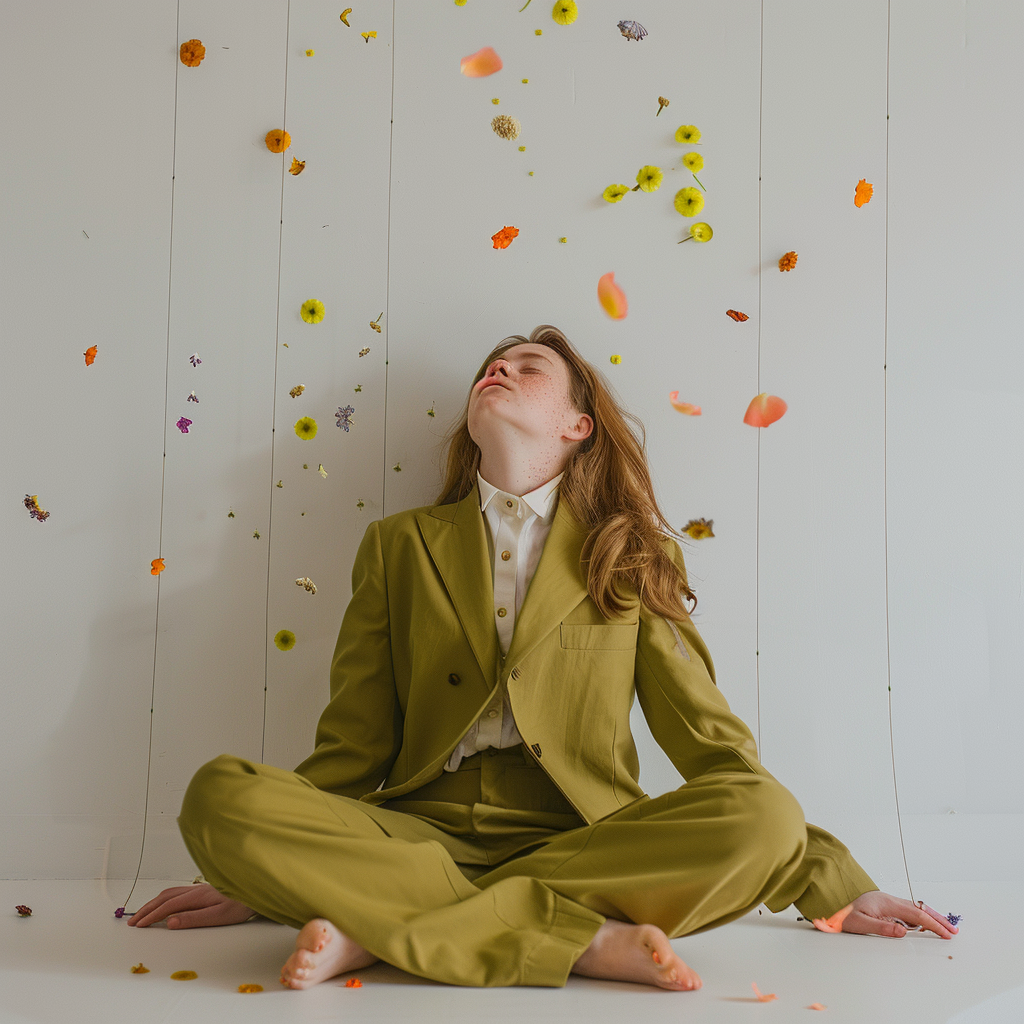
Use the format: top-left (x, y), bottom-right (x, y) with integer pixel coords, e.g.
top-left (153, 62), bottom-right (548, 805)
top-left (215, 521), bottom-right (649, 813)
top-left (570, 918), bottom-right (702, 991)
top-left (279, 918), bottom-right (381, 989)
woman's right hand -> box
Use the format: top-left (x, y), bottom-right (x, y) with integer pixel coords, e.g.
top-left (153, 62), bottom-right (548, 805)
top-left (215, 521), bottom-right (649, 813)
top-left (127, 883), bottom-right (257, 929)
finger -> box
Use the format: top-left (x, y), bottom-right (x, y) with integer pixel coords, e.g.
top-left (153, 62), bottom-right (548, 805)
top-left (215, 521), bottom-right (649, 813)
top-left (911, 903), bottom-right (957, 939)
top-left (127, 887), bottom-right (193, 927)
top-left (841, 910), bottom-right (908, 938)
top-left (130, 890), bottom-right (212, 928)
top-left (168, 901), bottom-right (251, 929)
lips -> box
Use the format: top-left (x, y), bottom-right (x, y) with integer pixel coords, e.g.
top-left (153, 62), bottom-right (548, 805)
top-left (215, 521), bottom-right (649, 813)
top-left (481, 379), bottom-right (509, 391)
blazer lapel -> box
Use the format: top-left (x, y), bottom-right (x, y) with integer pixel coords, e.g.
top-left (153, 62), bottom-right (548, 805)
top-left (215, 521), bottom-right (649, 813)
top-left (415, 479), bottom-right (590, 690)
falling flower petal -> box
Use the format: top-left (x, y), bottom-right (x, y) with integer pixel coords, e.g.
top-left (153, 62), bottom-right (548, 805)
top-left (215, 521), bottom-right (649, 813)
top-left (602, 184), bottom-right (629, 203)
top-left (752, 982), bottom-right (777, 1002)
top-left (854, 178), bottom-right (873, 207)
top-left (812, 901), bottom-right (854, 933)
top-left (131, 963), bottom-right (150, 973)
top-left (265, 129), bottom-right (291, 153)
top-left (491, 114), bottom-right (521, 140)
top-left (274, 629), bottom-right (296, 651)
top-left (370, 312), bottom-right (383, 332)
top-left (360, 31), bottom-right (377, 42)
top-left (238, 984), bottom-right (263, 993)
top-left (151, 558), bottom-right (165, 576)
top-left (187, 390), bottom-right (199, 403)
top-left (669, 392), bottom-right (701, 415)
top-left (673, 187), bottom-right (704, 217)
top-left (778, 250), bottom-right (798, 271)
top-left (340, 8), bottom-right (352, 26)
top-left (176, 417), bottom-right (192, 433)
top-left (16, 905), bottom-right (32, 916)
top-left (171, 971), bottom-right (198, 981)
top-left (726, 309), bottom-right (749, 322)
top-left (317, 463), bottom-right (327, 478)
top-left (491, 225), bottom-right (520, 249)
top-left (808, 1004), bottom-right (827, 1011)
top-left (300, 299), bottom-right (325, 323)
top-left (683, 518), bottom-right (715, 539)
top-left (179, 39), bottom-right (206, 66)
top-left (24, 495), bottom-right (50, 523)
top-left (358, 347), bottom-right (370, 357)
top-left (552, 1), bottom-right (578, 24)
top-left (743, 393), bottom-right (787, 427)
top-left (289, 158), bottom-right (306, 175)
top-left (294, 416), bottom-right (318, 439)
top-left (461, 46), bottom-right (503, 77)
top-left (345, 978), bottom-right (363, 987)
top-left (84, 345), bottom-right (98, 365)
top-left (597, 272), bottom-right (627, 319)
top-left (686, 222), bottom-right (713, 243)
top-left (305, 49), bottom-right (314, 56)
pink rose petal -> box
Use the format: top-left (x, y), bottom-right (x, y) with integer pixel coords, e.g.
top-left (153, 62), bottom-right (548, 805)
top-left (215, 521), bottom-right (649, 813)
top-left (597, 272), bottom-right (628, 319)
top-left (460, 46), bottom-right (503, 77)
top-left (743, 393), bottom-right (787, 427)
top-left (669, 392), bottom-right (701, 415)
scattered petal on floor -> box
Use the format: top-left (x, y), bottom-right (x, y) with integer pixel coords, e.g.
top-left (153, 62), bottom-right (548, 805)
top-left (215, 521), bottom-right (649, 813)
top-left (752, 981), bottom-right (777, 1002)
top-left (345, 978), bottom-right (363, 987)
top-left (84, 345), bottom-right (98, 365)
top-left (237, 983), bottom-right (263, 993)
top-left (15, 905), bottom-right (32, 916)
top-left (725, 309), bottom-right (749, 321)
top-left (170, 971), bottom-right (198, 981)
top-left (812, 902), bottom-right (854, 933)
top-left (150, 558), bottom-right (165, 576)
top-left (808, 1003), bottom-right (827, 1011)
top-left (130, 963), bottom-right (150, 974)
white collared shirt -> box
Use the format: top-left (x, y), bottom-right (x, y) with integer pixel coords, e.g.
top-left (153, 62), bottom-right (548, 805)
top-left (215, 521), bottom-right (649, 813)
top-left (442, 468), bottom-right (565, 772)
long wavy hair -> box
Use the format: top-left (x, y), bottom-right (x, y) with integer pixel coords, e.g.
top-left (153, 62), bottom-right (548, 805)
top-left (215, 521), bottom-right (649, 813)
top-left (432, 325), bottom-right (697, 622)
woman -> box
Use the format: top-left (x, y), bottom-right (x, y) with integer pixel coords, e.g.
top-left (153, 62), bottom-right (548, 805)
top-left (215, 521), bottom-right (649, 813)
top-left (129, 325), bottom-right (957, 990)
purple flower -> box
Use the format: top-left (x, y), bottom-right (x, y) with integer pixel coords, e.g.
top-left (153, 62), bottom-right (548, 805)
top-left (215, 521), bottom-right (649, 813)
top-left (947, 913), bottom-right (962, 926)
top-left (189, 353), bottom-right (202, 367)
top-left (114, 907), bottom-right (126, 918)
top-left (335, 405), bottom-right (355, 432)
top-left (176, 417), bottom-right (192, 433)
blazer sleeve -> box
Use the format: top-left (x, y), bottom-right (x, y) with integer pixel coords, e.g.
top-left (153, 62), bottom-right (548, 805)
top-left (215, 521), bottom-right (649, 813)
top-left (634, 537), bottom-right (878, 919)
top-left (293, 519), bottom-right (403, 798)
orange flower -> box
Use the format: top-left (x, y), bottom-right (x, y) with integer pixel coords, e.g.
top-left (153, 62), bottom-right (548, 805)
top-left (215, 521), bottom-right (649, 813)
top-left (345, 978), bottom-right (363, 987)
top-left (854, 178), bottom-right (874, 207)
top-left (265, 129), bottom-right (292, 154)
top-left (84, 345), bottom-right (98, 365)
top-left (179, 39), bottom-right (206, 66)
top-left (237, 983), bottom-right (263, 993)
top-left (752, 982), bottom-right (777, 1002)
top-left (461, 46), bottom-right (503, 77)
top-left (597, 272), bottom-right (627, 319)
top-left (778, 251), bottom-right (798, 271)
top-left (151, 558), bottom-right (165, 576)
top-left (669, 392), bottom-right (701, 415)
top-left (743, 393), bottom-right (787, 427)
top-left (491, 225), bottom-right (519, 249)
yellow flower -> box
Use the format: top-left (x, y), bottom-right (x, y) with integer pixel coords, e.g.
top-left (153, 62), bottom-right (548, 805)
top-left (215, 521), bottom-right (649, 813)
top-left (674, 125), bottom-right (701, 144)
top-left (682, 152), bottom-right (703, 172)
top-left (289, 158), bottom-right (306, 175)
top-left (682, 518), bottom-right (715, 540)
top-left (361, 31), bottom-right (377, 42)
top-left (633, 165), bottom-right (663, 192)
top-left (689, 222), bottom-right (713, 242)
top-left (602, 184), bottom-right (629, 203)
top-left (522, 78), bottom-right (529, 83)
top-left (238, 984), bottom-right (264, 993)
top-left (552, 1), bottom-right (578, 25)
top-left (673, 187), bottom-right (704, 217)
top-left (559, 237), bottom-right (567, 243)
top-left (535, 29), bottom-right (543, 35)
top-left (491, 98), bottom-right (500, 104)
top-left (274, 630), bottom-right (296, 651)
top-left (179, 40), bottom-right (206, 67)
top-left (170, 971), bottom-right (198, 981)
top-left (455, 0), bottom-right (468, 5)
top-left (294, 416), bottom-right (318, 439)
top-left (518, 145), bottom-right (526, 151)
top-left (265, 129), bottom-right (291, 153)
top-left (610, 354), bottom-right (621, 364)
top-left (300, 299), bottom-right (325, 323)
top-left (305, 49), bottom-right (314, 56)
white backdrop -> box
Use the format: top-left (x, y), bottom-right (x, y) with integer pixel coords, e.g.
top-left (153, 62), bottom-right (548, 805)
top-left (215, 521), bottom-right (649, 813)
top-left (2, 0), bottom-right (1020, 893)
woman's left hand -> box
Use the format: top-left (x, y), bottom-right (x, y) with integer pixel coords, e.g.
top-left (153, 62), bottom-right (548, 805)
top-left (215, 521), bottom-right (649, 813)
top-left (838, 891), bottom-right (958, 939)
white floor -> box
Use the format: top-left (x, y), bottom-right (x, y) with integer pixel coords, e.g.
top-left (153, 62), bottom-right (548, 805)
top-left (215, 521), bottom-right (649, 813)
top-left (1, 879), bottom-right (1021, 1024)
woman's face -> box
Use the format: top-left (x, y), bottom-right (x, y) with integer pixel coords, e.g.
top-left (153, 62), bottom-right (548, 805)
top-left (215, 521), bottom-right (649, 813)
top-left (467, 343), bottom-right (592, 452)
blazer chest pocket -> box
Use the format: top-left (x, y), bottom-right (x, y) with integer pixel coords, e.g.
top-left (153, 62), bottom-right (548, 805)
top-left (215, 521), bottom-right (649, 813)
top-left (560, 622), bottom-right (639, 650)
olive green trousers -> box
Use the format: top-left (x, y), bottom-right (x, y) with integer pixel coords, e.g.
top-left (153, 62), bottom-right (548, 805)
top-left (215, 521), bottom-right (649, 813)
top-left (178, 744), bottom-right (810, 988)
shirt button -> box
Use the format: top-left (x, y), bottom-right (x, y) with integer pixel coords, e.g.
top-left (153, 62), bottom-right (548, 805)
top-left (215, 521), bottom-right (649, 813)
top-left (488, 710), bottom-right (498, 718)
top-left (501, 550), bottom-right (511, 560)
top-left (506, 500), bottom-right (514, 508)
top-left (497, 607), bottom-right (507, 617)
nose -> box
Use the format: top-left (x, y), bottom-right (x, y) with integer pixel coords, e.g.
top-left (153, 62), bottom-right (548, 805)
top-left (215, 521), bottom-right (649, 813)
top-left (482, 359), bottom-right (510, 384)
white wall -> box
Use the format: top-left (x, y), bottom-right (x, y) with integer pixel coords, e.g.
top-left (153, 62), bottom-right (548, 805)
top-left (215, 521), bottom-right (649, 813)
top-left (2, 0), bottom-right (1020, 890)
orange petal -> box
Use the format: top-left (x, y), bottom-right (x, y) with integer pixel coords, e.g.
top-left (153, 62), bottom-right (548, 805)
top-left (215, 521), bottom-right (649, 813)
top-left (597, 272), bottom-right (628, 319)
top-left (461, 46), bottom-right (503, 77)
top-left (812, 901), bottom-right (853, 933)
top-left (854, 178), bottom-right (873, 207)
top-left (743, 393), bottom-right (787, 427)
top-left (752, 982), bottom-right (777, 1002)
top-left (84, 345), bottom-right (98, 365)
top-left (808, 1004), bottom-right (827, 1011)
top-left (725, 309), bottom-right (748, 322)
top-left (669, 392), bottom-right (701, 415)
top-left (151, 558), bottom-right (165, 576)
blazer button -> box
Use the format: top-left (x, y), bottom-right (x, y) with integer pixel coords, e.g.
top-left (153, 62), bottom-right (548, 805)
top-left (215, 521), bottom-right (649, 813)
top-left (531, 743), bottom-right (542, 758)
top-left (448, 673), bottom-right (460, 685)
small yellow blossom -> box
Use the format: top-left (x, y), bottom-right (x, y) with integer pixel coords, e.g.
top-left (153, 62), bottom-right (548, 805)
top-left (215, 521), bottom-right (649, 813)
top-left (361, 31), bottom-right (377, 42)
top-left (610, 354), bottom-right (622, 364)
top-left (522, 78), bottom-right (528, 83)
top-left (559, 237), bottom-right (567, 243)
top-left (274, 630), bottom-right (296, 651)
top-left (633, 165), bottom-right (663, 192)
top-left (294, 416), bottom-right (318, 439)
top-left (289, 384), bottom-right (305, 398)
top-left (265, 129), bottom-right (291, 153)
top-left (678, 222), bottom-right (713, 244)
top-left (683, 518), bottom-right (715, 540)
top-left (675, 125), bottom-right (701, 144)
top-left (300, 299), bottom-right (325, 323)
top-left (535, 29), bottom-right (543, 35)
top-left (682, 152), bottom-right (703, 172)
top-left (552, 1), bottom-right (578, 25)
top-left (673, 186), bottom-right (704, 217)
top-left (602, 184), bottom-right (629, 203)
top-left (171, 971), bottom-right (198, 981)
top-left (455, 0), bottom-right (468, 5)
top-left (305, 49), bottom-right (314, 56)
top-left (491, 98), bottom-right (500, 104)
top-left (518, 145), bottom-right (526, 151)
top-left (289, 158), bottom-right (306, 175)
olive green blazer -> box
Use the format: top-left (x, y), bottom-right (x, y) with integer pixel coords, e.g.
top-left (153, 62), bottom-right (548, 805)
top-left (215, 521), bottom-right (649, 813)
top-left (294, 480), bottom-right (877, 914)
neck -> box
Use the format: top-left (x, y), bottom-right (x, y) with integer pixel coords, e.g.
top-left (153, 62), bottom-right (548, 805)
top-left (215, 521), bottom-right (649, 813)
top-left (477, 453), bottom-right (565, 497)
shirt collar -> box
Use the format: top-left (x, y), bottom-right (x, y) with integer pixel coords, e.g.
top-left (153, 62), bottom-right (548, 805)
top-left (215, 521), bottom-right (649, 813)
top-left (477, 468), bottom-right (564, 523)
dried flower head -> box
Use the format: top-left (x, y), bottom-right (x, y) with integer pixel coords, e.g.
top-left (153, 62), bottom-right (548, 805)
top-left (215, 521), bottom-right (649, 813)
top-left (176, 417), bottom-right (192, 433)
top-left (491, 225), bottom-right (520, 249)
top-left (130, 963), bottom-right (150, 973)
top-left (151, 558), bottom-right (165, 575)
top-left (370, 312), bottom-right (383, 332)
top-left (340, 8), bottom-right (352, 25)
top-left (610, 354), bottom-right (621, 364)
top-left (361, 31), bottom-right (377, 42)
top-left (854, 178), bottom-right (874, 207)
top-left (657, 96), bottom-right (670, 115)
top-left (358, 347), bottom-right (370, 357)
top-left (24, 495), bottom-right (49, 523)
top-left (289, 384), bottom-right (306, 398)
top-left (778, 250), bottom-right (798, 271)
top-left (491, 114), bottom-right (522, 140)
top-left (726, 309), bottom-right (749, 321)
top-left (617, 20), bottom-right (647, 41)
top-left (179, 40), bottom-right (206, 67)
top-left (170, 971), bottom-right (198, 981)
top-left (238, 984), bottom-right (263, 993)
top-left (265, 130), bottom-right (292, 153)
top-left (289, 158), bottom-right (306, 175)
top-left (295, 577), bottom-right (317, 594)
top-left (16, 905), bottom-right (32, 916)
top-left (683, 518), bottom-right (715, 540)
top-left (336, 405), bottom-right (355, 431)
top-left (345, 978), bottom-right (363, 987)
top-left (682, 152), bottom-right (703, 172)
top-left (84, 345), bottom-right (98, 365)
